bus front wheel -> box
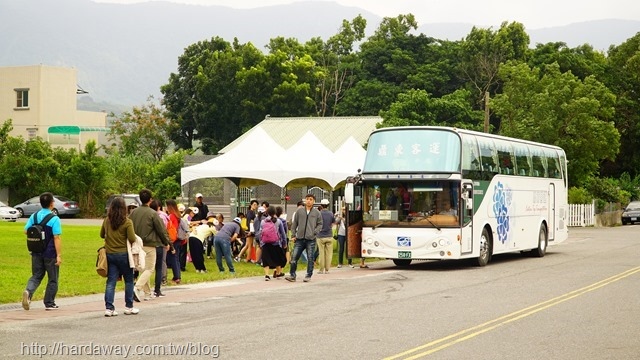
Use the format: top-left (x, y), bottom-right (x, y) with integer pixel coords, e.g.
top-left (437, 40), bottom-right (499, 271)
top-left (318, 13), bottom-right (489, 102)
top-left (393, 259), bottom-right (412, 267)
top-left (531, 224), bottom-right (548, 257)
top-left (477, 228), bottom-right (492, 266)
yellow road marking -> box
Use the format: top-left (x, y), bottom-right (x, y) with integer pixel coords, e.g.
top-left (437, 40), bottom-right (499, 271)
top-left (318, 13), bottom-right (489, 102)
top-left (384, 266), bottom-right (640, 360)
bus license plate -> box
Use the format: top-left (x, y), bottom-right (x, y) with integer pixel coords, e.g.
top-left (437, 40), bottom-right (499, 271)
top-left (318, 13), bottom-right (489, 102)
top-left (398, 251), bottom-right (411, 259)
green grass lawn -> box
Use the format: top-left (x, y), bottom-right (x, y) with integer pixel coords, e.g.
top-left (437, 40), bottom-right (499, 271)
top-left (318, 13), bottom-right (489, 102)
top-left (1, 221), bottom-right (358, 304)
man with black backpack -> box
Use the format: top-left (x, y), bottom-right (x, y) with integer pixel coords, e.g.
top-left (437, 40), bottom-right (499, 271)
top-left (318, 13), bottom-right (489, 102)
top-left (22, 192), bottom-right (63, 311)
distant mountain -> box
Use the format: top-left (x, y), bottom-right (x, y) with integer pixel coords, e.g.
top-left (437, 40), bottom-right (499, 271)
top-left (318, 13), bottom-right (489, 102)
top-left (0, 0), bottom-right (637, 110)
top-left (417, 19), bottom-right (640, 50)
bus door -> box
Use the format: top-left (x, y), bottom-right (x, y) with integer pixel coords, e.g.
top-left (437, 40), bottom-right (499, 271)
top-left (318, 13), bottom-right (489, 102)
top-left (548, 183), bottom-right (556, 241)
top-left (460, 181), bottom-right (473, 254)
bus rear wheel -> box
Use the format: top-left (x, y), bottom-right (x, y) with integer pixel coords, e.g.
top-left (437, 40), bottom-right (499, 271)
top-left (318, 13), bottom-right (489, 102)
top-left (477, 227), bottom-right (492, 266)
top-left (393, 259), bottom-right (412, 267)
top-left (531, 224), bottom-right (548, 257)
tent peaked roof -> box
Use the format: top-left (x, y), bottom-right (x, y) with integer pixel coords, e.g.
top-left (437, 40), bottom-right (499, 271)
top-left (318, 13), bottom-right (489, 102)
top-left (232, 126), bottom-right (285, 153)
top-left (331, 137), bottom-right (366, 186)
top-left (283, 131), bottom-right (334, 189)
top-left (219, 116), bottom-right (380, 154)
top-left (180, 126), bottom-right (288, 187)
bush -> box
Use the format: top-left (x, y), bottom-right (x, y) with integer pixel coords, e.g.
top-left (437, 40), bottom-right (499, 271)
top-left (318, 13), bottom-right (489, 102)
top-left (568, 187), bottom-right (592, 204)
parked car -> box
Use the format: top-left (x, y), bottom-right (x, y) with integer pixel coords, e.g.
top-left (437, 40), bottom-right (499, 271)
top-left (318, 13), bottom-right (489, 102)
top-left (621, 201), bottom-right (640, 225)
top-left (105, 194), bottom-right (141, 214)
top-left (14, 195), bottom-right (80, 218)
top-left (0, 201), bottom-right (19, 221)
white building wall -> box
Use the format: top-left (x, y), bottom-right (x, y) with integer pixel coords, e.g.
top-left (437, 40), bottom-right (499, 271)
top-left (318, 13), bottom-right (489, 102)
top-left (0, 65), bottom-right (107, 148)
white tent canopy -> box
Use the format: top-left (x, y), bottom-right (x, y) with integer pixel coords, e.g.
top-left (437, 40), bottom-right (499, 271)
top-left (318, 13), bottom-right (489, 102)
top-left (181, 127), bottom-right (366, 189)
top-left (330, 136), bottom-right (366, 187)
top-left (180, 127), bottom-right (288, 187)
top-left (283, 131), bottom-right (335, 189)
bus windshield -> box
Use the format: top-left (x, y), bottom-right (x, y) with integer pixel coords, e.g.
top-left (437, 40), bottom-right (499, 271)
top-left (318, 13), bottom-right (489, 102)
top-left (361, 180), bottom-right (460, 228)
top-left (363, 129), bottom-right (461, 173)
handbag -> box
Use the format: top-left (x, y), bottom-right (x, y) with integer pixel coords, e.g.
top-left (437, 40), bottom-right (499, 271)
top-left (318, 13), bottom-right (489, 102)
top-left (96, 246), bottom-right (108, 277)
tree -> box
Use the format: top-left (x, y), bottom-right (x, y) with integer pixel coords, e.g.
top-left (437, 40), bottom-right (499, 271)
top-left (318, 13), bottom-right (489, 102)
top-left (0, 134), bottom-right (60, 203)
top-left (457, 21), bottom-right (530, 131)
top-left (492, 62), bottom-right (619, 186)
top-left (599, 33), bottom-right (640, 178)
top-left (304, 16), bottom-right (366, 116)
top-left (528, 42), bottom-right (607, 81)
top-left (107, 98), bottom-right (172, 161)
top-left (59, 140), bottom-right (110, 217)
top-left (339, 14), bottom-right (459, 116)
top-left (149, 150), bottom-right (186, 201)
top-left (379, 89), bottom-right (484, 130)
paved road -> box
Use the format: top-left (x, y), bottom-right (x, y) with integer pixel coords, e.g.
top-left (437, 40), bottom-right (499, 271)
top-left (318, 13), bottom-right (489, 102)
top-left (1, 226), bottom-right (639, 359)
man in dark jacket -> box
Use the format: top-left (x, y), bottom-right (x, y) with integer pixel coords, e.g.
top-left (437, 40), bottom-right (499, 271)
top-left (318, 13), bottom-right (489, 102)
top-left (129, 188), bottom-right (172, 301)
top-left (192, 193), bottom-right (209, 222)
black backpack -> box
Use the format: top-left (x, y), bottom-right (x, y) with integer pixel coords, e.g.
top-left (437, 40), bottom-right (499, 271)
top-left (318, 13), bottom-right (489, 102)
top-left (26, 213), bottom-right (56, 253)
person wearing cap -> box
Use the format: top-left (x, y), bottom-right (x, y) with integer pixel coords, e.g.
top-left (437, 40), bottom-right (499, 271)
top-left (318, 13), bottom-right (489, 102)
top-left (316, 199), bottom-right (335, 274)
top-left (286, 193), bottom-right (323, 283)
top-left (189, 212), bottom-right (217, 273)
top-left (213, 216), bottom-right (242, 275)
top-left (192, 193), bottom-right (208, 222)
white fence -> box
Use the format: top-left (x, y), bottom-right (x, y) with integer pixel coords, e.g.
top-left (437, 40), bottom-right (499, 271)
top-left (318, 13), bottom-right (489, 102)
top-left (568, 203), bottom-right (596, 227)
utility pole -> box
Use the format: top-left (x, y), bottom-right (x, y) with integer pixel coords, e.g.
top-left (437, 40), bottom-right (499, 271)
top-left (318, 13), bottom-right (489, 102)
top-left (484, 91), bottom-right (490, 133)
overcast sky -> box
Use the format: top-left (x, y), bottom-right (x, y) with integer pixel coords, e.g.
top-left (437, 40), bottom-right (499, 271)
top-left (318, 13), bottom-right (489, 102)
top-left (94, 0), bottom-right (640, 29)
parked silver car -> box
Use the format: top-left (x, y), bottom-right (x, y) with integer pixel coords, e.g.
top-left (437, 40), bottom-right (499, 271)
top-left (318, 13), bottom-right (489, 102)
top-left (14, 195), bottom-right (80, 218)
top-left (0, 201), bottom-right (19, 221)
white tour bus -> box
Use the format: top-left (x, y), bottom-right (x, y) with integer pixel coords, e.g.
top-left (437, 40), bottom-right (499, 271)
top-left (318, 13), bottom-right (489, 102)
top-left (344, 126), bottom-right (568, 266)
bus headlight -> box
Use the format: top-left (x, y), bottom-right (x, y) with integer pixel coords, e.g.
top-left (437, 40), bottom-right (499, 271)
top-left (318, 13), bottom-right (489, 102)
top-left (366, 238), bottom-right (373, 244)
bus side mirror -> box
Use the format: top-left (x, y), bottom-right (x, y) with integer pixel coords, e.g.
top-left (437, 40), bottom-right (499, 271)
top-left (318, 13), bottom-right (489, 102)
top-left (344, 183), bottom-right (354, 204)
top-left (466, 198), bottom-right (473, 210)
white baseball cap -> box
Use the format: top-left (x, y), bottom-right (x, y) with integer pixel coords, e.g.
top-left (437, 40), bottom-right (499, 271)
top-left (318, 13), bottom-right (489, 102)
top-left (195, 193), bottom-right (203, 198)
top-left (320, 199), bottom-right (330, 205)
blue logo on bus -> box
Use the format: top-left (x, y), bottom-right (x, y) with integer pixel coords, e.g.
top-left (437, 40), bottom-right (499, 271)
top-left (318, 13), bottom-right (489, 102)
top-left (492, 182), bottom-right (511, 244)
top-left (397, 237), bottom-right (411, 247)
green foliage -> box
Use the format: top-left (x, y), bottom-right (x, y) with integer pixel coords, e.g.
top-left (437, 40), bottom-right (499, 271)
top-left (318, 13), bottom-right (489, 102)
top-left (379, 89), bottom-right (484, 130)
top-left (104, 153), bottom-right (154, 194)
top-left (599, 33), bottom-right (640, 178)
top-left (492, 62), bottom-right (619, 187)
top-left (59, 141), bottom-right (110, 217)
top-left (584, 177), bottom-right (625, 203)
top-left (107, 97), bottom-right (172, 161)
top-left (568, 187), bottom-right (593, 204)
top-left (149, 150), bottom-right (187, 201)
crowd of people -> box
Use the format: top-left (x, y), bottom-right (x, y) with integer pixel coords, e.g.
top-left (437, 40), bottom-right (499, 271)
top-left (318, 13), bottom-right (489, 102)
top-left (20, 190), bottom-right (368, 317)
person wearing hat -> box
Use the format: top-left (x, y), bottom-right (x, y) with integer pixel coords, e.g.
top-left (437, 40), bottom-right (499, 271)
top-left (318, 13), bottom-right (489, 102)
top-left (213, 216), bottom-right (242, 275)
top-left (192, 193), bottom-right (208, 222)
